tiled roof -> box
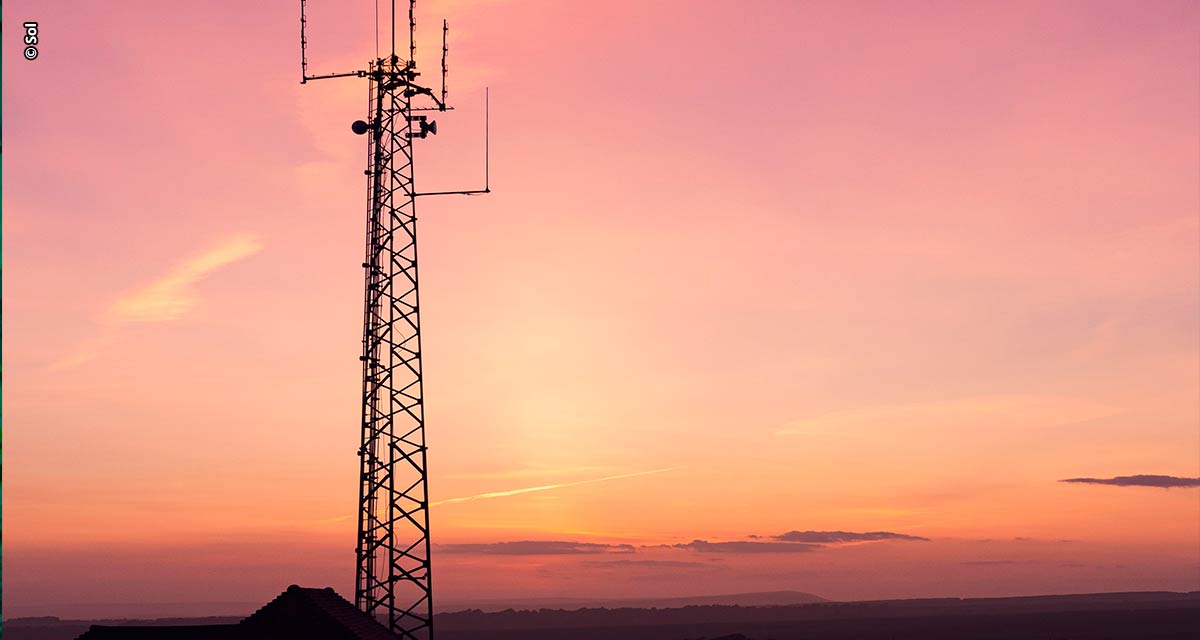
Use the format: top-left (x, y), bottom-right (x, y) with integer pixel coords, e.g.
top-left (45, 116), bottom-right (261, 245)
top-left (241, 585), bottom-right (400, 640)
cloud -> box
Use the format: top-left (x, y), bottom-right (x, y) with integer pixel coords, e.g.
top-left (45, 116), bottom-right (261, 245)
top-left (432, 467), bottom-right (681, 506)
top-left (668, 540), bottom-right (822, 554)
top-left (1059, 561), bottom-right (1128, 570)
top-left (1059, 475), bottom-right (1200, 488)
top-left (49, 234), bottom-right (263, 370)
top-left (773, 530), bottom-right (929, 543)
top-left (445, 528), bottom-right (928, 559)
top-left (581, 559), bottom-right (715, 569)
top-left (437, 541), bottom-right (635, 555)
top-left (50, 348), bottom-right (106, 370)
top-left (969, 537), bottom-right (1077, 544)
top-left (108, 233), bottom-right (263, 323)
top-left (647, 530), bottom-right (928, 555)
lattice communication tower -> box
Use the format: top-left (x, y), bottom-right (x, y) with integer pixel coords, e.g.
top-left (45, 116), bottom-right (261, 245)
top-left (299, 1), bottom-right (489, 637)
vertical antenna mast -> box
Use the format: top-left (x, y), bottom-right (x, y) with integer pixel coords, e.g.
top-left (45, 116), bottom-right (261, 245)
top-left (409, 0), bottom-right (416, 63)
top-left (299, 1), bottom-right (491, 638)
top-left (300, 0), bottom-right (309, 83)
top-left (441, 20), bottom-right (448, 107)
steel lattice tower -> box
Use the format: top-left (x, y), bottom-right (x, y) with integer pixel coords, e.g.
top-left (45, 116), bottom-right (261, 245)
top-left (301, 2), bottom-right (489, 637)
top-left (356, 53), bottom-right (432, 636)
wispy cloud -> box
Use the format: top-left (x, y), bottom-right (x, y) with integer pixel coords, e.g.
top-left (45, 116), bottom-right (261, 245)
top-left (581, 559), bottom-right (715, 569)
top-left (646, 529), bottom-right (928, 554)
top-left (50, 348), bottom-right (107, 371)
top-left (437, 541), bottom-right (635, 555)
top-left (50, 234), bottom-right (263, 370)
top-left (443, 528), bottom-right (928, 559)
top-left (667, 539), bottom-right (823, 554)
top-left (1059, 474), bottom-right (1200, 488)
top-left (108, 233), bottom-right (263, 323)
top-left (432, 467), bottom-right (681, 506)
top-left (773, 530), bottom-right (928, 543)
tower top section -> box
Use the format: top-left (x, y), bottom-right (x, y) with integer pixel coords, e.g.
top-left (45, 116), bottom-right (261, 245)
top-left (300, 0), bottom-right (451, 113)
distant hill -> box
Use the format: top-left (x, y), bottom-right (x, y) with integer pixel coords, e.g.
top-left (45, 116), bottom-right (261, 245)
top-left (3, 617), bottom-right (243, 640)
top-left (437, 590), bottom-right (828, 612)
top-left (434, 591), bottom-right (1200, 635)
top-left (7, 591), bottom-right (1198, 640)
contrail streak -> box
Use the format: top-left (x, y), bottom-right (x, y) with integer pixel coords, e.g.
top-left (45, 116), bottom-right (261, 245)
top-left (432, 467), bottom-right (682, 507)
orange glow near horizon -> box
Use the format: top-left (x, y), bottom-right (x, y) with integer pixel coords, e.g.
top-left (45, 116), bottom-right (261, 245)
top-left (4, 0), bottom-right (1199, 619)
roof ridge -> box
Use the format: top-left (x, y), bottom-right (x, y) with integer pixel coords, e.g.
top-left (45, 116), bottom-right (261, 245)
top-left (239, 585), bottom-right (399, 640)
top-left (240, 585), bottom-right (296, 624)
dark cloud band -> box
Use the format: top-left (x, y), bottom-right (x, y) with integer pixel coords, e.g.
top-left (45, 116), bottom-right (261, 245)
top-left (1059, 475), bottom-right (1200, 488)
top-left (442, 528), bottom-right (928, 558)
top-left (669, 540), bottom-right (823, 553)
top-left (773, 530), bottom-right (929, 543)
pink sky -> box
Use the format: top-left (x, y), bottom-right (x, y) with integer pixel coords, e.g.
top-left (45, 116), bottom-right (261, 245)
top-left (4, 0), bottom-right (1199, 618)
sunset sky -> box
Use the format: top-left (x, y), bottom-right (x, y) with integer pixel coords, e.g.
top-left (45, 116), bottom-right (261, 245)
top-left (4, 0), bottom-right (1199, 618)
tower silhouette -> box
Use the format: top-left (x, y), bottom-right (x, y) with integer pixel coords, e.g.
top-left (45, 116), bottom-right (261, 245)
top-left (300, 2), bottom-right (489, 637)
